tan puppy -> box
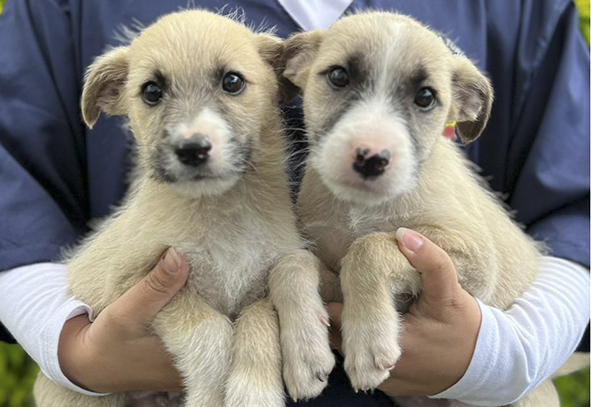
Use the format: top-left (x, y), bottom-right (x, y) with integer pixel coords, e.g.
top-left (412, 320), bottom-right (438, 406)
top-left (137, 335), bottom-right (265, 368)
top-left (32, 10), bottom-right (317, 407)
top-left (274, 11), bottom-right (574, 407)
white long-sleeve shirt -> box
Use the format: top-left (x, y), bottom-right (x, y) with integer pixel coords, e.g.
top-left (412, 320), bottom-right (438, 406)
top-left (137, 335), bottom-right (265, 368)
top-left (432, 257), bottom-right (590, 406)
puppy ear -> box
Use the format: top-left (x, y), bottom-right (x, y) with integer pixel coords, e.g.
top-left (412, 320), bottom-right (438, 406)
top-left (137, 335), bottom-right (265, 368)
top-left (256, 33), bottom-right (284, 68)
top-left (81, 46), bottom-right (129, 129)
top-left (451, 56), bottom-right (493, 143)
top-left (280, 30), bottom-right (325, 100)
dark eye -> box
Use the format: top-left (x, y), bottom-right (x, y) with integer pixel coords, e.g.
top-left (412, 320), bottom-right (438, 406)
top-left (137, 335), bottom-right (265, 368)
top-left (141, 82), bottom-right (163, 106)
top-left (414, 87), bottom-right (436, 110)
top-left (327, 67), bottom-right (349, 89)
top-left (222, 72), bottom-right (245, 95)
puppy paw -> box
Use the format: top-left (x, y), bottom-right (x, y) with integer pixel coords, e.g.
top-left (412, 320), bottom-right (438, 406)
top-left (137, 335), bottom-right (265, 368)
top-left (342, 318), bottom-right (401, 391)
top-left (281, 309), bottom-right (335, 401)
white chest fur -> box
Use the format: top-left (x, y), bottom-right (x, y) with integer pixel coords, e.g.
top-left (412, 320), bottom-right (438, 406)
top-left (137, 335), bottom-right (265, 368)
top-left (178, 208), bottom-right (286, 318)
top-left (306, 202), bottom-right (399, 272)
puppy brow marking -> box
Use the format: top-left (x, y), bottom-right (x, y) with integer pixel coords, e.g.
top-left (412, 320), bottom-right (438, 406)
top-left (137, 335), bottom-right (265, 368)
top-left (348, 53), bottom-right (374, 94)
top-left (409, 66), bottom-right (428, 88)
top-left (154, 70), bottom-right (167, 87)
top-left (399, 66), bottom-right (436, 103)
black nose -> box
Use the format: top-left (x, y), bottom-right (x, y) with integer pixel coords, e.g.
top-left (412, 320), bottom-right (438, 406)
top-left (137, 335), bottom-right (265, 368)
top-left (174, 136), bottom-right (212, 167)
top-left (353, 149), bottom-right (390, 179)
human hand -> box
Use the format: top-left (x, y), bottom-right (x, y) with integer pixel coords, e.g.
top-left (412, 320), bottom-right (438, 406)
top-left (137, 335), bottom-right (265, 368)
top-left (328, 228), bottom-right (482, 396)
top-left (58, 248), bottom-right (189, 393)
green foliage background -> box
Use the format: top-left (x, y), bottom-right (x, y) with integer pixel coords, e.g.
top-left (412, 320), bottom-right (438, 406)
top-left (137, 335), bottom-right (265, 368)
top-left (0, 0), bottom-right (589, 406)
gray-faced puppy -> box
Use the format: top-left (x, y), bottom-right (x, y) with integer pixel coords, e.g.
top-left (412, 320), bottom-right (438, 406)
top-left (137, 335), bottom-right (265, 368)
top-left (275, 11), bottom-right (570, 407)
top-left (32, 10), bottom-right (314, 407)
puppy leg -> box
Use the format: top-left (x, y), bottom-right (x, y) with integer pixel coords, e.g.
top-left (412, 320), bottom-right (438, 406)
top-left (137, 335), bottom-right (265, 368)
top-left (340, 225), bottom-right (493, 392)
top-left (34, 372), bottom-right (126, 407)
top-left (269, 249), bottom-right (335, 401)
top-left (340, 232), bottom-right (410, 391)
top-left (154, 295), bottom-right (233, 407)
top-left (225, 297), bottom-right (284, 407)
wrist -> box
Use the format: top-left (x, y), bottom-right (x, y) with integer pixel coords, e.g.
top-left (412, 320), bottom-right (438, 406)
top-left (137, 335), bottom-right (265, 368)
top-left (446, 293), bottom-right (481, 388)
top-left (58, 314), bottom-right (96, 391)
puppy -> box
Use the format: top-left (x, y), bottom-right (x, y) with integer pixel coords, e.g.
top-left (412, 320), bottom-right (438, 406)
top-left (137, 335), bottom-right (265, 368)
top-left (273, 11), bottom-right (577, 407)
top-left (33, 10), bottom-right (316, 407)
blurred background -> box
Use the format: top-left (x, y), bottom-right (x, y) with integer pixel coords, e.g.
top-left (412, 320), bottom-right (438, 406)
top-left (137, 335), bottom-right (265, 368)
top-left (0, 0), bottom-right (589, 406)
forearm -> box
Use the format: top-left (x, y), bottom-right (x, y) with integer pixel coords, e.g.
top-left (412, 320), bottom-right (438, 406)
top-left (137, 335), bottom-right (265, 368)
top-left (0, 263), bottom-right (105, 396)
top-left (432, 256), bottom-right (590, 405)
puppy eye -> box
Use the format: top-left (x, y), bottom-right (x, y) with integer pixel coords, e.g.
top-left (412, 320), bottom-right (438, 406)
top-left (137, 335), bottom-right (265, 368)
top-left (222, 72), bottom-right (246, 95)
top-left (327, 67), bottom-right (349, 89)
top-left (414, 87), bottom-right (437, 110)
top-left (141, 82), bottom-right (163, 106)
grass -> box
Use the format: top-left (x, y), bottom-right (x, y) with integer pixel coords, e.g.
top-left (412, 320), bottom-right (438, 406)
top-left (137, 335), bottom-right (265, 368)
top-left (0, 0), bottom-right (589, 406)
top-left (0, 344), bottom-right (37, 407)
top-left (576, 0), bottom-right (590, 46)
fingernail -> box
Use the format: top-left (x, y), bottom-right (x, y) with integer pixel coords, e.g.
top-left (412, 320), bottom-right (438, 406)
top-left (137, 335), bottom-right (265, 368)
top-left (162, 248), bottom-right (182, 274)
top-left (395, 228), bottom-right (423, 253)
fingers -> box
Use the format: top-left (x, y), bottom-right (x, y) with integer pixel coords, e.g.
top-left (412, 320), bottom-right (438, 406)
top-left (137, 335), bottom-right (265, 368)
top-left (110, 248), bottom-right (190, 325)
top-left (327, 302), bottom-right (343, 351)
top-left (395, 228), bottom-right (460, 305)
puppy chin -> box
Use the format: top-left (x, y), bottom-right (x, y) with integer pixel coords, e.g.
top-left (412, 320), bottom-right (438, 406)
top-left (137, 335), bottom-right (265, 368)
top-left (152, 161), bottom-right (242, 198)
top-left (171, 175), bottom-right (240, 199)
top-left (325, 180), bottom-right (393, 206)
top-left (322, 174), bottom-right (416, 206)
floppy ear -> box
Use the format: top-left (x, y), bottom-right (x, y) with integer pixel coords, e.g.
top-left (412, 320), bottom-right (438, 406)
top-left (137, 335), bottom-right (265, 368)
top-left (256, 33), bottom-right (284, 68)
top-left (279, 30), bottom-right (325, 101)
top-left (450, 56), bottom-right (493, 143)
top-left (81, 46), bottom-right (130, 129)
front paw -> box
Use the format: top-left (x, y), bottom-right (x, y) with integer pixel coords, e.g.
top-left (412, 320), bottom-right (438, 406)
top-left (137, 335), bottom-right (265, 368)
top-left (342, 317), bottom-right (401, 391)
top-left (281, 310), bottom-right (336, 401)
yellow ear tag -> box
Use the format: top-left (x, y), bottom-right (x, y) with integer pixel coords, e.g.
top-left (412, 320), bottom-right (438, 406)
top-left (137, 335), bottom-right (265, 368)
top-left (443, 121), bottom-right (457, 141)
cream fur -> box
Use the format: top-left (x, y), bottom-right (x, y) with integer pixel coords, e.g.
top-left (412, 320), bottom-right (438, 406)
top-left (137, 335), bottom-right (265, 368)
top-left (33, 10), bottom-right (309, 407)
top-left (276, 11), bottom-right (579, 407)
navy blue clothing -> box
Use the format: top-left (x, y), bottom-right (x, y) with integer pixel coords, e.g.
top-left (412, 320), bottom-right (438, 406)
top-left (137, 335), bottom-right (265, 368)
top-left (0, 0), bottom-right (589, 404)
top-left (0, 0), bottom-right (588, 271)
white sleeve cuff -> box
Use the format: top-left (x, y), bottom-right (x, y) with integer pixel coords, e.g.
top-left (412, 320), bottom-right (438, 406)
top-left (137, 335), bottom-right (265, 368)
top-left (431, 256), bottom-right (590, 406)
top-left (0, 263), bottom-right (107, 396)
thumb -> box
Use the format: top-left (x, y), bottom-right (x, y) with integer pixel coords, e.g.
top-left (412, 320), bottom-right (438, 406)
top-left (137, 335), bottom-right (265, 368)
top-left (113, 248), bottom-right (189, 324)
top-left (395, 228), bottom-right (460, 305)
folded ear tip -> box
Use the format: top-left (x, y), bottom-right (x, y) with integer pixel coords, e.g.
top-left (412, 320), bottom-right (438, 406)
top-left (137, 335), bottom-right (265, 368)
top-left (279, 77), bottom-right (302, 103)
top-left (87, 117), bottom-right (97, 129)
top-left (81, 100), bottom-right (100, 128)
